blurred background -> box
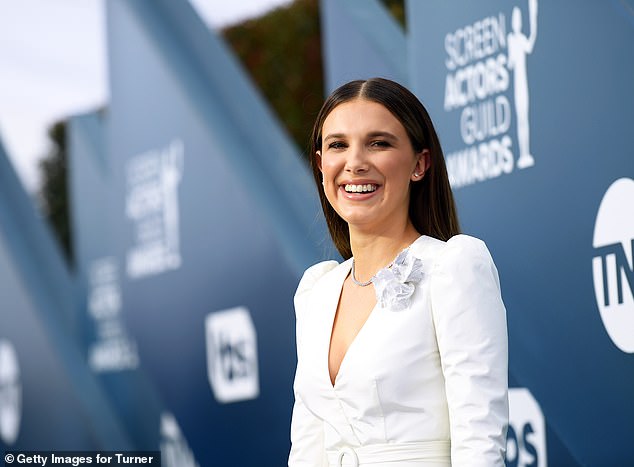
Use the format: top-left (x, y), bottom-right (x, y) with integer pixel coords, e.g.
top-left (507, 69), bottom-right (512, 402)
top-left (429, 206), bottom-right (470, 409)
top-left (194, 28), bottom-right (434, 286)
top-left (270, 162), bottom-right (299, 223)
top-left (0, 0), bottom-right (632, 465)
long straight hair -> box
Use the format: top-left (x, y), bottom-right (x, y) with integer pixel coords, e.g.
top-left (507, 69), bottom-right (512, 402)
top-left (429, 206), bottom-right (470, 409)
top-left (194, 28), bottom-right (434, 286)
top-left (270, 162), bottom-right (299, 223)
top-left (309, 78), bottom-right (460, 259)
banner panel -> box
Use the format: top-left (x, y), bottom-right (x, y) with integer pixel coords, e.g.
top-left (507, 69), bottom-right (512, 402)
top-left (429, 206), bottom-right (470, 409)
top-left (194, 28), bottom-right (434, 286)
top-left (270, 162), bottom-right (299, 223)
top-left (409, 1), bottom-right (634, 464)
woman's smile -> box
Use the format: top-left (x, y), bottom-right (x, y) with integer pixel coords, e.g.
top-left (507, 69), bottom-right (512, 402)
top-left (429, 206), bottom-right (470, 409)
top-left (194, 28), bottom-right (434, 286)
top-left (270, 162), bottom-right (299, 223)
top-left (339, 179), bottom-right (381, 201)
top-left (318, 99), bottom-right (424, 230)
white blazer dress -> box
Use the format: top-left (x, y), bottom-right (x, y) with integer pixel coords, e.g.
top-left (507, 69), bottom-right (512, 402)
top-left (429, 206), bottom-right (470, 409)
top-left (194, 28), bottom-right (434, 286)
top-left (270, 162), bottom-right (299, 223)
top-left (289, 235), bottom-right (508, 467)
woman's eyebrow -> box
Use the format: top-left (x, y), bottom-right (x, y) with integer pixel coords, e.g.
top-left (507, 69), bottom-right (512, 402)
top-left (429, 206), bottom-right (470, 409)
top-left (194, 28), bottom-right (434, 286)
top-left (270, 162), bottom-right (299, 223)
top-left (367, 131), bottom-right (398, 141)
top-left (323, 133), bottom-right (346, 142)
top-left (324, 131), bottom-right (398, 142)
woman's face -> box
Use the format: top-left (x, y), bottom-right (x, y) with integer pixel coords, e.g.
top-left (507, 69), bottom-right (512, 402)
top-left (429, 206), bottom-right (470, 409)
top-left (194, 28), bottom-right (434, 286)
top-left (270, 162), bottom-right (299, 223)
top-left (317, 99), bottom-right (428, 233)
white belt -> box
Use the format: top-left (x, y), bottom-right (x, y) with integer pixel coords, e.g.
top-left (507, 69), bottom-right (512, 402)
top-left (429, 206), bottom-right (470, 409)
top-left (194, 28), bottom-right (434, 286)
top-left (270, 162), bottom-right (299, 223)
top-left (326, 440), bottom-right (450, 466)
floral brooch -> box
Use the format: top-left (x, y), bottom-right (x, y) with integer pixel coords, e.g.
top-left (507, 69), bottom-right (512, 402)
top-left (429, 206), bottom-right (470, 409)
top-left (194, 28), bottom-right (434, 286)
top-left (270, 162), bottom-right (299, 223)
top-left (373, 248), bottom-right (424, 311)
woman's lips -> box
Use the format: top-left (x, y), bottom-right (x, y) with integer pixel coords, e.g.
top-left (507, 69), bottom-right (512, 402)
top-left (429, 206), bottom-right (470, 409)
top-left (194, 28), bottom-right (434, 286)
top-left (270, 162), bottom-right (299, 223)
top-left (338, 182), bottom-right (381, 200)
top-left (343, 183), bottom-right (378, 193)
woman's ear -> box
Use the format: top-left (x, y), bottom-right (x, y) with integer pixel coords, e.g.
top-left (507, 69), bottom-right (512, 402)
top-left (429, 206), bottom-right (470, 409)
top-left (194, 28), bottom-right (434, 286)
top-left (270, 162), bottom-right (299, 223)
top-left (316, 150), bottom-right (323, 172)
top-left (411, 149), bottom-right (431, 181)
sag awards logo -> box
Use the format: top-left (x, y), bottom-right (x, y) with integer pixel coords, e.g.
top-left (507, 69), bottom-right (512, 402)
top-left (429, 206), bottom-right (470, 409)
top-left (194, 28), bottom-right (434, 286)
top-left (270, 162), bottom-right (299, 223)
top-left (507, 388), bottom-right (547, 467)
top-left (592, 178), bottom-right (634, 353)
top-left (0, 339), bottom-right (21, 446)
top-left (205, 307), bottom-right (259, 403)
top-left (126, 139), bottom-right (184, 279)
top-left (443, 0), bottom-right (538, 188)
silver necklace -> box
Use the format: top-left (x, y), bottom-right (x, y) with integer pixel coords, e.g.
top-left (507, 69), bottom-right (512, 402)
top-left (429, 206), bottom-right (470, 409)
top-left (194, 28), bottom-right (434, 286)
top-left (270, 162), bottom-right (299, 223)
top-left (351, 246), bottom-right (412, 287)
top-left (351, 259), bottom-right (374, 287)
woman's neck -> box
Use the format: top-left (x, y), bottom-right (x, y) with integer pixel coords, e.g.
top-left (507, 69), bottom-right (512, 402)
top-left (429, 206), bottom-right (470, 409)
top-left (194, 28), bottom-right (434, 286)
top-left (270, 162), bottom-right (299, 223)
top-left (349, 221), bottom-right (421, 283)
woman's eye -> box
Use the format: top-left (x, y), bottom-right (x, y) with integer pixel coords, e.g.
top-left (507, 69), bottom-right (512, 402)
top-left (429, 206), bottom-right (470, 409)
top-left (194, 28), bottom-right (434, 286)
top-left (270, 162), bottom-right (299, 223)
top-left (328, 141), bottom-right (346, 149)
top-left (370, 140), bottom-right (390, 148)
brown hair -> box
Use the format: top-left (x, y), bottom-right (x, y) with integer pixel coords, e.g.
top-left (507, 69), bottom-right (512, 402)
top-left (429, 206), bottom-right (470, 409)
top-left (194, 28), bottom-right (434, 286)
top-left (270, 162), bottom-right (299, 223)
top-left (309, 77), bottom-right (460, 259)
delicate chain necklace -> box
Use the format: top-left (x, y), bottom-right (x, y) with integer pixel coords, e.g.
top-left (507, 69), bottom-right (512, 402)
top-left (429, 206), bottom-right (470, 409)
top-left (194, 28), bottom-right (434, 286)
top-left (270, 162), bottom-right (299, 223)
top-left (351, 246), bottom-right (412, 287)
top-left (351, 259), bottom-right (373, 287)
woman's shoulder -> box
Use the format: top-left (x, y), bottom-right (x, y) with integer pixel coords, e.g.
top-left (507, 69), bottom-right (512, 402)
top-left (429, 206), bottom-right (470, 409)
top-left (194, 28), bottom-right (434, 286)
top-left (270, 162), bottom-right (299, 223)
top-left (442, 234), bottom-right (490, 258)
top-left (410, 234), bottom-right (495, 270)
top-left (294, 259), bottom-right (348, 318)
top-left (295, 259), bottom-right (347, 297)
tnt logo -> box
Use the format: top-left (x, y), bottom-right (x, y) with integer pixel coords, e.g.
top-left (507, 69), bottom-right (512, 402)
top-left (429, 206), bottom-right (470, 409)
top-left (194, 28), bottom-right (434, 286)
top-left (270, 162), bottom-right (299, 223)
top-left (592, 178), bottom-right (634, 353)
top-left (0, 339), bottom-right (21, 445)
top-left (506, 388), bottom-right (547, 467)
top-left (205, 307), bottom-right (259, 403)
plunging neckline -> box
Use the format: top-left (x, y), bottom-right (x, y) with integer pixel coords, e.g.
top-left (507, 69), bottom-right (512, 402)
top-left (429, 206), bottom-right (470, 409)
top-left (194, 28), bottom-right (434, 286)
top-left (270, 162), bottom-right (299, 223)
top-left (325, 235), bottom-right (428, 388)
top-left (327, 261), bottom-right (379, 388)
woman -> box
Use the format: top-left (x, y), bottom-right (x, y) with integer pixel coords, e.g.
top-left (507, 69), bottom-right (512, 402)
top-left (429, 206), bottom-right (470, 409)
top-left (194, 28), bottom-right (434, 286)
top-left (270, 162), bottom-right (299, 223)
top-left (289, 78), bottom-right (508, 467)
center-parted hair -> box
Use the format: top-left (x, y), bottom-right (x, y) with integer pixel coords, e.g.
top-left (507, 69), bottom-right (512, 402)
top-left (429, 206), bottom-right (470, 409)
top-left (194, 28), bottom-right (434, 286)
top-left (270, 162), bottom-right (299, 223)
top-left (309, 77), bottom-right (460, 259)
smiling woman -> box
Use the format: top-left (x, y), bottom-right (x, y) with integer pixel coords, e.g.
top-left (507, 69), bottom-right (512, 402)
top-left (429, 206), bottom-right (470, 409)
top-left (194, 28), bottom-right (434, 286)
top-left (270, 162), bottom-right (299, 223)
top-left (310, 78), bottom-right (460, 260)
top-left (289, 78), bottom-right (509, 467)
top-left (317, 99), bottom-right (427, 248)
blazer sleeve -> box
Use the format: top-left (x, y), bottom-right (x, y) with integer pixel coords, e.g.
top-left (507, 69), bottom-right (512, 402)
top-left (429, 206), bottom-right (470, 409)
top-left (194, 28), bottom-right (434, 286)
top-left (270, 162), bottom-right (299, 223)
top-left (430, 235), bottom-right (508, 466)
top-left (288, 261), bottom-right (338, 467)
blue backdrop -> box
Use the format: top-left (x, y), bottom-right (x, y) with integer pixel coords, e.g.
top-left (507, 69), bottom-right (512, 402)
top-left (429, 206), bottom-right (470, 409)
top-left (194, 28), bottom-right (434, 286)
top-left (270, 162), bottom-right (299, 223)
top-left (0, 1), bottom-right (632, 466)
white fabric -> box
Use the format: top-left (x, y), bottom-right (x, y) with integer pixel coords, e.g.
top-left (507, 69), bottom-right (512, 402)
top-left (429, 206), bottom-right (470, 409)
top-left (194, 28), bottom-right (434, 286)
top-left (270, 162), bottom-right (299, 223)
top-left (288, 235), bottom-right (508, 467)
top-left (327, 440), bottom-right (450, 466)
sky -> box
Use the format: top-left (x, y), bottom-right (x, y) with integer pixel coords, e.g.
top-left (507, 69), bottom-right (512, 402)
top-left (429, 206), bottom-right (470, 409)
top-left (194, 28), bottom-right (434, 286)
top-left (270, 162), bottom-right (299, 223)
top-left (0, 0), bottom-right (293, 195)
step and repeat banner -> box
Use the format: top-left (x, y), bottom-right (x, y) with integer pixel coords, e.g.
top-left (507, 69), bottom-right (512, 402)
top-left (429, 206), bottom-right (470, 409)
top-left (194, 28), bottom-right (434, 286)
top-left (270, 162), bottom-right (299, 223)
top-left (1, 0), bottom-right (631, 466)
top-left (4, 0), bottom-right (327, 465)
top-left (321, 0), bottom-right (633, 464)
top-left (407, 1), bottom-right (634, 465)
top-left (0, 142), bottom-right (132, 453)
top-left (67, 0), bottom-right (326, 466)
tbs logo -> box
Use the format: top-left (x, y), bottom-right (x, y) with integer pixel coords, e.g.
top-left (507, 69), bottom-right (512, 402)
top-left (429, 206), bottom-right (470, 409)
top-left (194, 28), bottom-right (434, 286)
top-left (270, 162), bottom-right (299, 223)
top-left (205, 307), bottom-right (259, 403)
top-left (505, 388), bottom-right (546, 467)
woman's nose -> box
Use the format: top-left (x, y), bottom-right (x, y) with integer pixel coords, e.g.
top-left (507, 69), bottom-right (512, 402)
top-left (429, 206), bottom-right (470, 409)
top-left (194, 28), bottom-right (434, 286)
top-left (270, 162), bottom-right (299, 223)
top-left (344, 146), bottom-right (369, 173)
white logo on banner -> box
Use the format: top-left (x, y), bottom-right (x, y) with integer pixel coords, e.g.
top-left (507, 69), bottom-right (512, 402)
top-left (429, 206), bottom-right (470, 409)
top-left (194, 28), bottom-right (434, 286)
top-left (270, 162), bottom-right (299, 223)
top-left (205, 307), bottom-right (259, 403)
top-left (443, 0), bottom-right (538, 188)
top-left (160, 412), bottom-right (200, 467)
top-left (507, 388), bottom-right (547, 467)
top-left (592, 178), bottom-right (634, 353)
top-left (126, 139), bottom-right (184, 279)
top-left (0, 340), bottom-right (21, 445)
top-left (87, 257), bottom-right (139, 372)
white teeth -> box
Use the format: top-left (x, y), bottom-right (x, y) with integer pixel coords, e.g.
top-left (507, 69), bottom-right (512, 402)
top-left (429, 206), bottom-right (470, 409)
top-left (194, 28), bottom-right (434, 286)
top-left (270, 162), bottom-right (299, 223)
top-left (344, 184), bottom-right (377, 193)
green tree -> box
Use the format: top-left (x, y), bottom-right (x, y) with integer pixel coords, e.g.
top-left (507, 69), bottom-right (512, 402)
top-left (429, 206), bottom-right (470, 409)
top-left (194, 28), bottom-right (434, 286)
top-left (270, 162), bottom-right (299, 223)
top-left (39, 0), bottom-right (405, 265)
top-left (222, 0), bottom-right (405, 153)
top-left (382, 0), bottom-right (406, 29)
top-left (222, 0), bottom-right (324, 156)
top-left (39, 120), bottom-right (73, 267)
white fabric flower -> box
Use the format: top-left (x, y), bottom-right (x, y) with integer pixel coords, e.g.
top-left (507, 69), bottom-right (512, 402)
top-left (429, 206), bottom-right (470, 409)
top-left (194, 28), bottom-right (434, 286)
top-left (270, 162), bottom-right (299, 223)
top-left (373, 249), bottom-right (424, 311)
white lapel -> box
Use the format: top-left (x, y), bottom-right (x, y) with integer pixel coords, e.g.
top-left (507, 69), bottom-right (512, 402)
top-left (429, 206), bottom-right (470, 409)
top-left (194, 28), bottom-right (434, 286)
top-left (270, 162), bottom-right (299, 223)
top-left (311, 259), bottom-right (352, 387)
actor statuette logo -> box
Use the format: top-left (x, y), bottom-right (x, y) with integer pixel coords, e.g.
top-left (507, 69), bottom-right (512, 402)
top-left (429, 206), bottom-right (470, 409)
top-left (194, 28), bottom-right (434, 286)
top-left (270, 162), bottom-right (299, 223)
top-left (205, 307), bottom-right (259, 403)
top-left (0, 339), bottom-right (21, 445)
top-left (592, 177), bottom-right (634, 353)
top-left (443, 0), bottom-right (538, 188)
top-left (126, 139), bottom-right (184, 279)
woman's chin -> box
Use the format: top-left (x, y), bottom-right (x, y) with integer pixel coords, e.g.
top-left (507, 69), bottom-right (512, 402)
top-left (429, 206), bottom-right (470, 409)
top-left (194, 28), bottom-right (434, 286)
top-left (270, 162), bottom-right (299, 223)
top-left (339, 211), bottom-right (388, 232)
